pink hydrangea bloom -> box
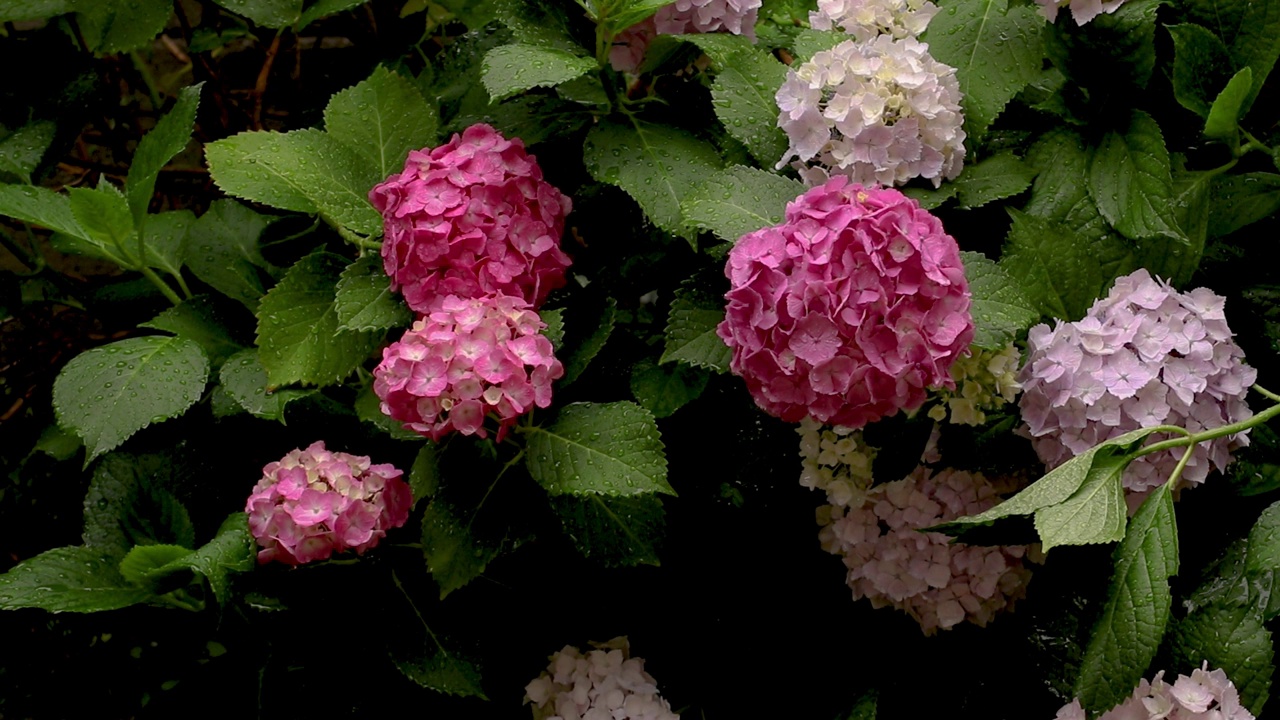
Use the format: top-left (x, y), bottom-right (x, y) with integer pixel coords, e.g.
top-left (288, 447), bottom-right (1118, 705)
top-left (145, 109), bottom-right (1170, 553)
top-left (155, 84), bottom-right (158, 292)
top-left (654, 0), bottom-right (762, 38)
top-left (369, 123), bottom-right (573, 313)
top-left (1053, 662), bottom-right (1254, 720)
top-left (717, 177), bottom-right (974, 428)
top-left (1035, 0), bottom-right (1127, 25)
top-left (374, 294), bottom-right (563, 442)
top-left (245, 441), bottom-right (411, 565)
top-left (820, 464), bottom-right (1033, 634)
top-left (610, 18), bottom-right (658, 73)
top-left (1018, 269), bottom-right (1255, 502)
top-left (524, 637), bottom-right (679, 720)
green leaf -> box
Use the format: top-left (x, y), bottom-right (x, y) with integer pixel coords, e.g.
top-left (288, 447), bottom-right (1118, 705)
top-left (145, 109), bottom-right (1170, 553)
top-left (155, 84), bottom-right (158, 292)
top-left (0, 184), bottom-right (87, 238)
top-left (255, 252), bottom-right (380, 387)
top-left (630, 359), bottom-right (709, 419)
top-left (999, 209), bottom-right (1136, 321)
top-left (141, 295), bottom-right (246, 367)
top-left (119, 544), bottom-right (193, 586)
top-left (558, 297), bottom-right (616, 388)
top-left (1245, 500), bottom-right (1280, 600)
top-left (603, 0), bottom-right (671, 31)
top-left (334, 255), bottom-right (413, 332)
top-left (0, 547), bottom-right (151, 613)
top-left (178, 513), bottom-right (254, 606)
top-left (186, 200), bottom-right (274, 309)
top-left (549, 493), bottom-right (665, 567)
top-left (922, 0), bottom-right (1044, 139)
top-left (67, 183), bottom-right (139, 268)
top-left (584, 118), bottom-right (722, 237)
top-left (680, 35), bottom-right (790, 167)
top-left (0, 0), bottom-right (71, 21)
top-left (1204, 67), bottom-right (1253, 142)
top-left (126, 84), bottom-right (202, 225)
top-left (1135, 170), bottom-right (1209, 287)
top-left (1074, 483), bottom-right (1178, 716)
top-left (1183, 0), bottom-right (1280, 115)
top-left (82, 453), bottom-right (196, 558)
top-left (541, 307), bottom-right (565, 349)
top-left (1087, 110), bottom-right (1183, 242)
top-left (421, 497), bottom-right (504, 598)
top-left (1207, 172), bottom-right (1280, 238)
top-left (901, 184), bottom-right (958, 210)
top-left (219, 349), bottom-right (312, 422)
top-left (297, 0), bottom-right (365, 28)
top-left (409, 443), bottom-right (439, 505)
top-left (1024, 129), bottom-right (1118, 244)
top-left (1171, 605), bottom-right (1273, 715)
top-left (790, 29), bottom-right (847, 63)
top-left (52, 337), bottom-right (210, 464)
top-left (843, 690), bottom-right (878, 720)
top-left (1168, 23), bottom-right (1235, 118)
top-left (0, 120), bottom-right (56, 182)
top-left (959, 251), bottom-right (1040, 349)
top-left (493, 0), bottom-right (581, 54)
top-left (681, 165), bottom-right (802, 244)
top-left (77, 0), bottom-right (172, 54)
top-left (140, 210), bottom-right (192, 277)
top-left (1034, 450), bottom-right (1129, 552)
top-left (660, 281), bottom-right (732, 372)
top-left (1042, 0), bottom-right (1160, 93)
top-left (480, 44), bottom-right (595, 102)
top-left (205, 129), bottom-right (382, 235)
top-left (211, 0), bottom-right (301, 28)
top-left (525, 401), bottom-right (673, 497)
top-left (355, 383), bottom-right (422, 440)
top-left (952, 151), bottom-right (1037, 209)
top-left (392, 639), bottom-right (488, 699)
top-left (324, 66), bottom-right (438, 178)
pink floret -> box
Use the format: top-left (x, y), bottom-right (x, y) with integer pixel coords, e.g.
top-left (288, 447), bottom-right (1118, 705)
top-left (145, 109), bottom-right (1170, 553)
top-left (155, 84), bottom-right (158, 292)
top-left (717, 177), bottom-right (974, 428)
top-left (245, 441), bottom-right (411, 566)
top-left (374, 294), bottom-right (564, 442)
top-left (654, 0), bottom-right (762, 38)
top-left (369, 123), bottom-right (573, 312)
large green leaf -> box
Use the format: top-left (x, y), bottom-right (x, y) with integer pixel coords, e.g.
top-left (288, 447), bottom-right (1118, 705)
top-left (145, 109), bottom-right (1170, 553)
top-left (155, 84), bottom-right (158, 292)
top-left (683, 35), bottom-right (790, 167)
top-left (255, 252), bottom-right (380, 387)
top-left (681, 165), bottom-right (802, 244)
top-left (557, 297), bottom-right (616, 388)
top-left (481, 43), bottom-right (595, 102)
top-left (1024, 129), bottom-right (1115, 244)
top-left (211, 0), bottom-right (301, 28)
top-left (420, 497), bottom-right (505, 598)
top-left (1168, 23), bottom-right (1236, 118)
top-left (176, 513), bottom-right (255, 606)
top-left (583, 118), bottom-right (722, 237)
top-left (525, 401), bottom-right (673, 497)
top-left (219, 349), bottom-right (313, 422)
top-left (1033, 450), bottom-right (1129, 552)
top-left (297, 0), bottom-right (365, 28)
top-left (922, 0), bottom-right (1044, 139)
top-left (1134, 171), bottom-right (1209, 288)
top-left (1074, 483), bottom-right (1178, 715)
top-left (52, 337), bottom-right (210, 463)
top-left (140, 295), bottom-right (247, 366)
top-left (392, 637), bottom-right (488, 699)
top-left (1183, 0), bottom-right (1280, 115)
top-left (0, 184), bottom-right (87, 238)
top-left (1207, 172), bottom-right (1280, 238)
top-left (127, 84), bottom-right (202, 225)
top-left (952, 151), bottom-right (1037, 209)
top-left (77, 0), bottom-right (172, 54)
top-left (1042, 0), bottom-right (1160, 94)
top-left (334, 255), bottom-right (413, 333)
top-left (959, 251), bottom-right (1040, 350)
top-left (1172, 605), bottom-right (1273, 716)
top-left (0, 120), bottom-right (56, 182)
top-left (0, 0), bottom-right (71, 21)
top-left (185, 200), bottom-right (274, 309)
top-left (629, 359), bottom-right (708, 419)
top-left (324, 66), bottom-right (439, 178)
top-left (660, 282), bottom-right (732, 372)
top-left (82, 453), bottom-right (196, 559)
top-left (67, 183), bottom-right (139, 267)
top-left (1087, 110), bottom-right (1183, 242)
top-left (0, 547), bottom-right (151, 613)
top-left (550, 494), bottom-right (665, 567)
top-left (1204, 67), bottom-right (1253, 143)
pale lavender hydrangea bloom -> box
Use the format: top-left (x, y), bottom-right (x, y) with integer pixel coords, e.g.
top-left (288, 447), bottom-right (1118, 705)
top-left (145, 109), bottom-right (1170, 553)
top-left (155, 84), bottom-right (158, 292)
top-left (654, 0), bottom-right (762, 38)
top-left (1035, 0), bottom-right (1127, 25)
top-left (1053, 662), bottom-right (1254, 720)
top-left (776, 36), bottom-right (965, 187)
top-left (524, 637), bottom-right (679, 720)
top-left (810, 0), bottom-right (940, 40)
top-left (1018, 269), bottom-right (1255, 504)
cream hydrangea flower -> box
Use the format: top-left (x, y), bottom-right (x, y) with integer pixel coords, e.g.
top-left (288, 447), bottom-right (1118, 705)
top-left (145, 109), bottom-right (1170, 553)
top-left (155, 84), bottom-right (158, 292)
top-left (810, 0), bottom-right (940, 41)
top-left (524, 637), bottom-right (679, 720)
top-left (927, 343), bottom-right (1023, 426)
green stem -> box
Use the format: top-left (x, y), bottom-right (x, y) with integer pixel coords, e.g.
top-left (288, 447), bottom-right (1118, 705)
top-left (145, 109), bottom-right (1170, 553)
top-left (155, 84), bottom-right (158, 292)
top-left (1254, 384), bottom-right (1280, 403)
top-left (139, 265), bottom-right (184, 306)
top-left (129, 50), bottom-right (164, 110)
top-left (1163, 444), bottom-right (1197, 490)
top-left (336, 225), bottom-right (382, 250)
top-left (1136, 391), bottom-right (1280, 458)
top-left (1239, 129), bottom-right (1271, 158)
top-left (391, 569), bottom-right (446, 652)
top-left (169, 269), bottom-right (193, 299)
top-left (470, 449), bottom-right (525, 525)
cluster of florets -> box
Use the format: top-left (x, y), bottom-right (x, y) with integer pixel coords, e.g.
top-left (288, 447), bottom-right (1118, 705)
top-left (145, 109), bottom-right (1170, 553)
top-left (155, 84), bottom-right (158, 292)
top-left (798, 417), bottom-right (876, 508)
top-left (246, 441), bottom-right (412, 565)
top-left (817, 463), bottom-right (1033, 634)
top-left (654, 0), bottom-right (762, 38)
top-left (718, 177), bottom-right (974, 428)
top-left (1034, 0), bottom-right (1127, 25)
top-left (374, 294), bottom-right (562, 442)
top-left (369, 123), bottom-right (572, 313)
top-left (776, 35), bottom-right (966, 187)
top-left (1019, 269), bottom-right (1255, 500)
top-left (809, 0), bottom-right (939, 40)
top-left (1053, 663), bottom-right (1254, 720)
top-left (524, 637), bottom-right (680, 720)
top-left (927, 343), bottom-right (1022, 426)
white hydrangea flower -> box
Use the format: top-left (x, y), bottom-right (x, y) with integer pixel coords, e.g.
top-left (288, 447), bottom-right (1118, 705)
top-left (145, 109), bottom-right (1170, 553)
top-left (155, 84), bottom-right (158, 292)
top-left (1052, 662), bottom-right (1254, 720)
top-left (654, 0), bottom-right (762, 38)
top-left (1034, 0), bottom-right (1128, 26)
top-left (776, 36), bottom-right (966, 187)
top-left (927, 343), bottom-right (1023, 426)
top-left (810, 0), bottom-right (940, 41)
top-left (798, 417), bottom-right (876, 508)
top-left (525, 637), bottom-right (679, 720)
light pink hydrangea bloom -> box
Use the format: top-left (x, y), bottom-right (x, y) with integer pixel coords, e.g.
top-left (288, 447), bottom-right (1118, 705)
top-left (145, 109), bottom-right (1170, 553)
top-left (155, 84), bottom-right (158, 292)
top-left (718, 177), bottom-right (974, 428)
top-left (369, 123), bottom-right (573, 313)
top-left (820, 464), bottom-right (1033, 634)
top-left (1035, 0), bottom-right (1127, 25)
top-left (374, 294), bottom-right (563, 442)
top-left (245, 441), bottom-right (411, 565)
top-left (654, 0), bottom-right (762, 38)
top-left (776, 36), bottom-right (966, 187)
top-left (1053, 662), bottom-right (1254, 720)
top-left (610, 18), bottom-right (658, 73)
top-left (524, 637), bottom-right (679, 720)
top-left (810, 0), bottom-right (940, 41)
top-left (1018, 269), bottom-right (1255, 503)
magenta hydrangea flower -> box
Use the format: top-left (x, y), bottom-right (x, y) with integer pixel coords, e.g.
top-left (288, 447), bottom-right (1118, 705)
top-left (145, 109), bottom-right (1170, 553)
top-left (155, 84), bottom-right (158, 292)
top-left (1018, 269), bottom-right (1255, 502)
top-left (1053, 662), bottom-right (1254, 720)
top-left (374, 293), bottom-right (563, 442)
top-left (820, 464), bottom-right (1034, 634)
top-left (717, 177), bottom-right (974, 428)
top-left (369, 123), bottom-right (573, 313)
top-left (524, 637), bottom-right (679, 720)
top-left (245, 441), bottom-right (411, 565)
top-left (654, 0), bottom-right (762, 38)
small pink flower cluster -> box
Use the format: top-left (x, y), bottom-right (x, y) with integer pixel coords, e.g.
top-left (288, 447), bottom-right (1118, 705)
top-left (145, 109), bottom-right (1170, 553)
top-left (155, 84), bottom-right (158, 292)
top-left (246, 441), bottom-right (412, 565)
top-left (374, 295), bottom-right (562, 441)
top-left (718, 177), bottom-right (974, 428)
top-left (1053, 663), bottom-right (1254, 720)
top-left (1035, 0), bottom-right (1127, 25)
top-left (654, 0), bottom-right (762, 38)
top-left (524, 637), bottom-right (679, 720)
top-left (820, 465), bottom-right (1033, 634)
top-left (371, 125), bottom-right (569, 441)
top-left (1019, 269), bottom-right (1254, 501)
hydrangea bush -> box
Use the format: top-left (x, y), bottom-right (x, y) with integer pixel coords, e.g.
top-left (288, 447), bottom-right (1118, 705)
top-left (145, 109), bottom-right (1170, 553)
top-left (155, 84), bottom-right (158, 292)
top-left (1, 0), bottom-right (1280, 717)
